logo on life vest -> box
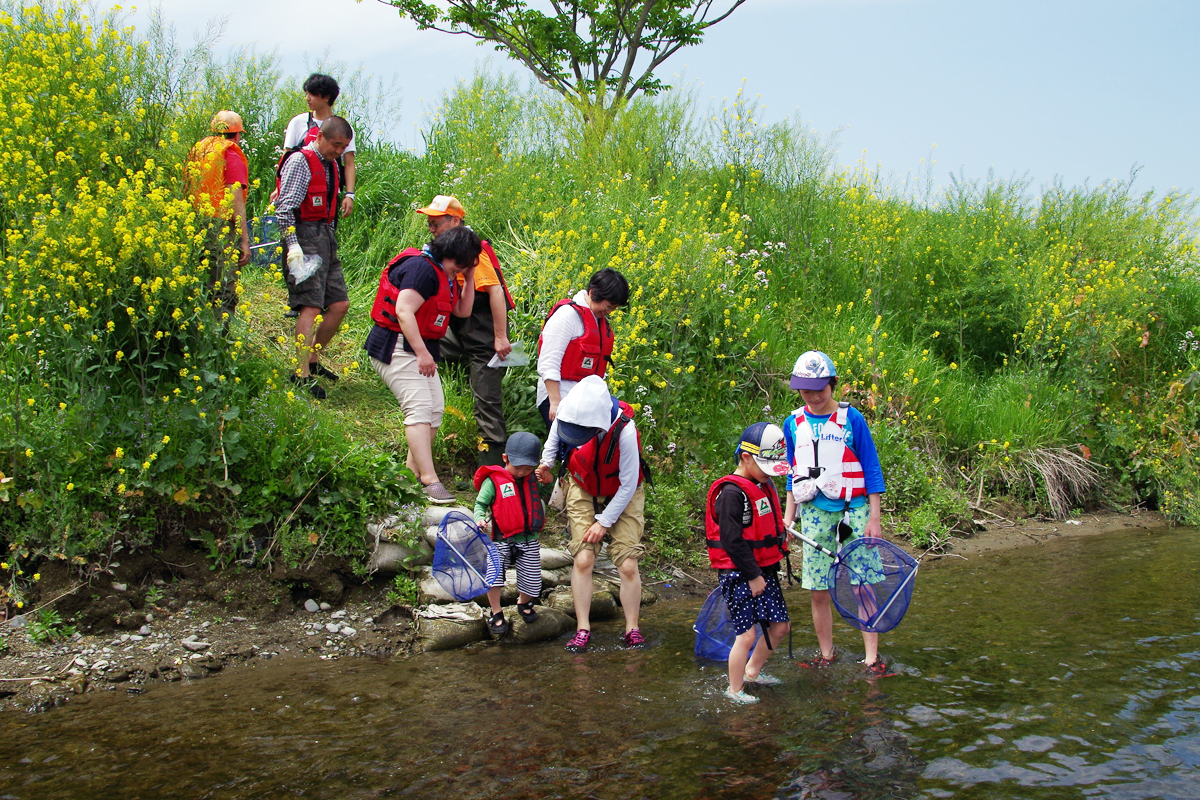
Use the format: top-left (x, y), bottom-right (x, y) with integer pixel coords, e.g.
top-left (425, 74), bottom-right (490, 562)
top-left (434, 314), bottom-right (447, 328)
top-left (581, 356), bottom-right (595, 370)
top-left (755, 498), bottom-right (772, 517)
top-left (500, 483), bottom-right (516, 498)
top-left (312, 196), bottom-right (323, 207)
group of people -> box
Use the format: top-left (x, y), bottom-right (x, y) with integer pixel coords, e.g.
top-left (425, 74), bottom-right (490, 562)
top-left (187, 75), bottom-right (891, 705)
top-left (186, 73), bottom-right (358, 400)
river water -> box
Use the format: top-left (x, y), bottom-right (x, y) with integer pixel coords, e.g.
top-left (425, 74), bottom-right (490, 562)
top-left (1, 527), bottom-right (1198, 799)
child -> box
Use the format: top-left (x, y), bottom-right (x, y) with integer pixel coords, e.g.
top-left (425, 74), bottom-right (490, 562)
top-left (706, 422), bottom-right (793, 704)
top-left (781, 351), bottom-right (890, 676)
top-left (473, 431), bottom-right (545, 635)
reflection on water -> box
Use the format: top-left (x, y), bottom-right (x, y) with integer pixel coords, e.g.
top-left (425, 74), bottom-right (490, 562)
top-left (0, 528), bottom-right (1197, 799)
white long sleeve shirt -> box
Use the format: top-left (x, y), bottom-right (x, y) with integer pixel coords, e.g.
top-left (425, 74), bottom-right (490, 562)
top-left (536, 289), bottom-right (593, 407)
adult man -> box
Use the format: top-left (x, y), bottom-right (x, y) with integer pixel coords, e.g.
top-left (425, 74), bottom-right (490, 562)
top-left (186, 110), bottom-right (251, 316)
top-left (281, 73), bottom-right (357, 219)
top-left (535, 375), bottom-right (648, 651)
top-left (416, 195), bottom-right (514, 465)
top-left (535, 268), bottom-right (629, 429)
top-left (365, 226), bottom-right (480, 504)
top-left (275, 116), bottom-right (353, 399)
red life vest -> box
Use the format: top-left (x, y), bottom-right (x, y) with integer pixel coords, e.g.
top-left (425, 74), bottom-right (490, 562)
top-left (369, 248), bottom-right (458, 340)
top-left (274, 147), bottom-right (339, 224)
top-left (473, 466), bottom-right (544, 539)
top-left (477, 240), bottom-right (515, 311)
top-left (568, 399), bottom-right (645, 498)
top-left (537, 300), bottom-right (614, 380)
top-left (704, 475), bottom-right (787, 571)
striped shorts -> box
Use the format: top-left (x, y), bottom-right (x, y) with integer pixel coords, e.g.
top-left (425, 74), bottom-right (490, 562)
top-left (490, 538), bottom-right (543, 598)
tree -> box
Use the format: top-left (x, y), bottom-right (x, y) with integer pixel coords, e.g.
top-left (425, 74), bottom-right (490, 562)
top-left (376, 0), bottom-right (746, 130)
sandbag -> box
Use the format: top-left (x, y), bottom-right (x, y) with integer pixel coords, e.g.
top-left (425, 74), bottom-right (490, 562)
top-left (417, 566), bottom-right (459, 605)
top-left (422, 505), bottom-right (471, 527)
top-left (539, 547), bottom-right (574, 570)
top-left (593, 545), bottom-right (619, 581)
top-left (501, 606), bottom-right (574, 644)
top-left (541, 566), bottom-right (572, 589)
top-left (415, 615), bottom-right (488, 652)
top-left (367, 540), bottom-right (433, 574)
top-left (603, 580), bottom-right (658, 607)
top-left (544, 584), bottom-right (618, 621)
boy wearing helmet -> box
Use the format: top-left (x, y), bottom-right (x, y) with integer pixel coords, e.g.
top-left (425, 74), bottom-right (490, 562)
top-left (782, 351), bottom-right (889, 676)
top-left (186, 110), bottom-right (251, 314)
top-left (705, 422), bottom-right (793, 704)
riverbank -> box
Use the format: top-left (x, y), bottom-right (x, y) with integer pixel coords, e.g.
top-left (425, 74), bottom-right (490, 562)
top-left (0, 508), bottom-right (1167, 713)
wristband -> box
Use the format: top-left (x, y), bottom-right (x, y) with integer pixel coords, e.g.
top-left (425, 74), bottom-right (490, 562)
top-left (345, 192), bottom-right (356, 199)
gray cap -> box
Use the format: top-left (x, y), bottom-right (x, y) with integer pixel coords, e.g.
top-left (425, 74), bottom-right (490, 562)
top-left (504, 431), bottom-right (542, 467)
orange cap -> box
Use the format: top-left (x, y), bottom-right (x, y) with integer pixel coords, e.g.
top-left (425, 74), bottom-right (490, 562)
top-left (210, 110), bottom-right (244, 134)
top-left (415, 195), bottom-right (466, 218)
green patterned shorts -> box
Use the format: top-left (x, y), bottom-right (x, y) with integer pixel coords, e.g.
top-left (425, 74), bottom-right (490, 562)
top-left (798, 503), bottom-right (883, 591)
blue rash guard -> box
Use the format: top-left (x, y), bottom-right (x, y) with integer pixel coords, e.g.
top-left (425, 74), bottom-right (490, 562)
top-left (782, 405), bottom-right (886, 512)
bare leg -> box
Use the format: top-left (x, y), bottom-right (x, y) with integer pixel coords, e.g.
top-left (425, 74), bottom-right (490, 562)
top-left (862, 630), bottom-right (879, 665)
top-left (404, 423), bottom-right (441, 486)
top-left (745, 620), bottom-right (791, 679)
top-left (616, 557), bottom-right (642, 633)
top-left (728, 628), bottom-right (758, 693)
top-left (811, 589), bottom-right (834, 659)
top-left (486, 586), bottom-right (502, 616)
top-left (571, 548), bottom-right (596, 631)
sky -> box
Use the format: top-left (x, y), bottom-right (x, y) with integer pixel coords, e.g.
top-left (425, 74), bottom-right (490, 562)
top-left (118, 0), bottom-right (1200, 198)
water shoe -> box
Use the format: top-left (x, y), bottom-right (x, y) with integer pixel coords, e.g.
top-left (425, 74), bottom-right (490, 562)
top-left (488, 612), bottom-right (509, 637)
top-left (745, 671), bottom-right (782, 686)
top-left (724, 689), bottom-right (759, 705)
top-left (623, 628), bottom-right (648, 649)
top-left (516, 602), bottom-right (538, 624)
top-left (798, 652), bottom-right (836, 669)
top-left (565, 629), bottom-right (591, 652)
top-left (862, 659), bottom-right (897, 678)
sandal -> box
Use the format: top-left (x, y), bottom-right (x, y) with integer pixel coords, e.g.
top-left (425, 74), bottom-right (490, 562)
top-left (516, 602), bottom-right (538, 624)
top-left (488, 612), bottom-right (510, 636)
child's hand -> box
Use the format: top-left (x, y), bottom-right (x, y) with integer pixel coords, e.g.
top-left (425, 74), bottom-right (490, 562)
top-left (477, 518), bottom-right (492, 536)
top-left (535, 464), bottom-right (554, 483)
top-left (748, 575), bottom-right (766, 596)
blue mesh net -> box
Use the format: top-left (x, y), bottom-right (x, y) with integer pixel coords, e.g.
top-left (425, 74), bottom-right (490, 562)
top-left (693, 587), bottom-right (761, 661)
top-left (251, 214), bottom-right (281, 269)
top-left (432, 511), bottom-right (502, 601)
top-left (829, 538), bottom-right (918, 633)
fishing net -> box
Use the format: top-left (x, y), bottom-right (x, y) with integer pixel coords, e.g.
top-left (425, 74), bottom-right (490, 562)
top-left (693, 587), bottom-right (761, 661)
top-left (432, 511), bottom-right (502, 602)
top-left (829, 538), bottom-right (919, 633)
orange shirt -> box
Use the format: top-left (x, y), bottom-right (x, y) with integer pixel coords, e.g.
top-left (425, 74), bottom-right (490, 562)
top-left (455, 247), bottom-right (500, 290)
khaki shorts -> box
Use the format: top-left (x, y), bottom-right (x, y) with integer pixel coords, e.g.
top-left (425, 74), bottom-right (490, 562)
top-left (565, 479), bottom-right (645, 567)
top-left (371, 342), bottom-right (444, 427)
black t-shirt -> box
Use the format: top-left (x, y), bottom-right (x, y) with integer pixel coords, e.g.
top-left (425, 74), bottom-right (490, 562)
top-left (713, 480), bottom-right (781, 580)
top-left (363, 255), bottom-right (448, 363)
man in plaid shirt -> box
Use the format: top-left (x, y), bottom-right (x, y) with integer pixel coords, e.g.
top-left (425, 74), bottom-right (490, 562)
top-left (276, 116), bottom-right (353, 399)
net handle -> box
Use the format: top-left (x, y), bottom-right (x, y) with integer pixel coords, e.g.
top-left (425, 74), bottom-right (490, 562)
top-left (436, 530), bottom-right (490, 585)
top-left (868, 559), bottom-right (919, 626)
top-left (785, 524), bottom-right (837, 558)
